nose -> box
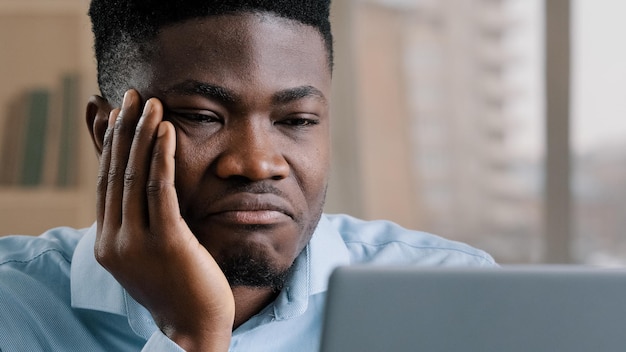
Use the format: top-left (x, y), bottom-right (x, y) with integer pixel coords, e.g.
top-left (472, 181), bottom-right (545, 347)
top-left (215, 121), bottom-right (290, 181)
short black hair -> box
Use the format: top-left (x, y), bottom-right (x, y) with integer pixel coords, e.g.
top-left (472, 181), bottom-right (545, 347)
top-left (88, 0), bottom-right (333, 105)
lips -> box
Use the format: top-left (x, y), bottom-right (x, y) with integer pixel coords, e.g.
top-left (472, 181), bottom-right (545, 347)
top-left (203, 193), bottom-right (295, 225)
top-left (212, 210), bottom-right (290, 225)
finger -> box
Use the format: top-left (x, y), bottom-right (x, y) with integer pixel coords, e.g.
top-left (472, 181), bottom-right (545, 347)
top-left (105, 90), bottom-right (142, 227)
top-left (123, 98), bottom-right (163, 223)
top-left (96, 108), bottom-right (120, 236)
top-left (147, 120), bottom-right (181, 233)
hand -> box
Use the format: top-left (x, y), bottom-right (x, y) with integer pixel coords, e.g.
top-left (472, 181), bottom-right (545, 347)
top-left (94, 90), bottom-right (234, 351)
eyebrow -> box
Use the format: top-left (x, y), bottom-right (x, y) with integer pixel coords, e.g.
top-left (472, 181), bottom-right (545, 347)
top-left (164, 80), bottom-right (238, 105)
top-left (164, 80), bottom-right (326, 106)
top-left (272, 85), bottom-right (327, 105)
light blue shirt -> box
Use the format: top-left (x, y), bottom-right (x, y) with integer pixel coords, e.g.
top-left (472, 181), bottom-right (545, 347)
top-left (0, 214), bottom-right (495, 351)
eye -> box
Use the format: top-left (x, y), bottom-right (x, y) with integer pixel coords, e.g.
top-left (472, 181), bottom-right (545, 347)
top-left (167, 109), bottom-right (222, 124)
top-left (276, 115), bottom-right (320, 128)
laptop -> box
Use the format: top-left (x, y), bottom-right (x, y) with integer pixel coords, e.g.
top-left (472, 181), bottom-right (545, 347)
top-left (320, 266), bottom-right (626, 352)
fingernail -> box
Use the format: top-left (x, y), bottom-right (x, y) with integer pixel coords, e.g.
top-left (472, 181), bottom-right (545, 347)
top-left (143, 99), bottom-right (153, 115)
top-left (157, 122), bottom-right (168, 137)
top-left (108, 109), bottom-right (119, 128)
top-left (122, 90), bottom-right (132, 109)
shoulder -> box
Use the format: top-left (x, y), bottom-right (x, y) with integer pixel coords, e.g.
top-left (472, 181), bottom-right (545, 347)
top-left (0, 226), bottom-right (111, 350)
top-left (0, 226), bottom-right (86, 268)
top-left (0, 227), bottom-right (87, 295)
top-left (323, 214), bottom-right (496, 267)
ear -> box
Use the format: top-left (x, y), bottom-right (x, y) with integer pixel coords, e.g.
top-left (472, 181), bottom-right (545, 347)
top-left (85, 95), bottom-right (112, 158)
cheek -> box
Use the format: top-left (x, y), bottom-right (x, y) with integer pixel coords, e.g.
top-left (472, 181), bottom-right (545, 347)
top-left (173, 136), bottom-right (214, 200)
top-left (296, 140), bottom-right (330, 205)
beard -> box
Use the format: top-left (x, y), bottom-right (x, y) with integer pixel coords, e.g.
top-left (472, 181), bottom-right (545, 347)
top-left (217, 243), bottom-right (295, 292)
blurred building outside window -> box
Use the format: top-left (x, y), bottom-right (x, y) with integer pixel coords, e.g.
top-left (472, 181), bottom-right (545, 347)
top-left (329, 0), bottom-right (626, 265)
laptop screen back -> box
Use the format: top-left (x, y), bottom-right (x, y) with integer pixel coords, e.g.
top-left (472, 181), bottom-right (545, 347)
top-left (320, 266), bottom-right (626, 352)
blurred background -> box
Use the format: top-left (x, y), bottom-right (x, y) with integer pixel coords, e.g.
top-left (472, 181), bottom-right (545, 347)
top-left (1, 0), bottom-right (625, 265)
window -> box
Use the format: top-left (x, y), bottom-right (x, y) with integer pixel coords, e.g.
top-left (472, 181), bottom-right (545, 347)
top-left (328, 0), bottom-right (625, 265)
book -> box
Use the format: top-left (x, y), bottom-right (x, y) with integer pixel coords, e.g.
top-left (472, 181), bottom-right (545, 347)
top-left (19, 89), bottom-right (50, 186)
top-left (41, 73), bottom-right (80, 187)
top-left (0, 93), bottom-right (28, 186)
top-left (41, 81), bottom-right (64, 187)
top-left (56, 73), bottom-right (80, 187)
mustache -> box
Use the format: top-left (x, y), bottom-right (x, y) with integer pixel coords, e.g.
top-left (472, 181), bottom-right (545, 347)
top-left (214, 179), bottom-right (289, 198)
top-left (187, 179), bottom-right (295, 217)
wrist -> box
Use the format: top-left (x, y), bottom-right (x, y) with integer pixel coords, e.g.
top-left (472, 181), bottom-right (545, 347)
top-left (163, 323), bottom-right (233, 352)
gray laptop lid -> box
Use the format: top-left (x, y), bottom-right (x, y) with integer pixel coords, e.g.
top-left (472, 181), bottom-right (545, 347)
top-left (320, 266), bottom-right (626, 352)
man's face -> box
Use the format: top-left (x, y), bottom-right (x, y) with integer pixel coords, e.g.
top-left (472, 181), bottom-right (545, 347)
top-left (130, 13), bottom-right (331, 288)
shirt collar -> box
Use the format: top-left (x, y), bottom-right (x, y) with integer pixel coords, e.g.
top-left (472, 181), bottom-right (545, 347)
top-left (271, 214), bottom-right (351, 320)
top-left (70, 223), bottom-right (124, 315)
top-left (70, 214), bottom-right (351, 331)
top-left (70, 224), bottom-right (157, 339)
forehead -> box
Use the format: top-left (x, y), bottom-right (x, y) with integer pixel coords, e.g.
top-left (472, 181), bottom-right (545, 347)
top-left (138, 13), bottom-right (331, 96)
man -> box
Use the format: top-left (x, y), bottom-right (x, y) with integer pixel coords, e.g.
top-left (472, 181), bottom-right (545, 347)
top-left (0, 0), bottom-right (495, 351)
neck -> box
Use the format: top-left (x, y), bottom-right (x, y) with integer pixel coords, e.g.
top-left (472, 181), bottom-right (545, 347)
top-left (231, 286), bottom-right (279, 329)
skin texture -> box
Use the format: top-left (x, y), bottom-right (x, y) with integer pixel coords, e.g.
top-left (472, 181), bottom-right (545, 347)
top-left (85, 13), bottom-right (331, 351)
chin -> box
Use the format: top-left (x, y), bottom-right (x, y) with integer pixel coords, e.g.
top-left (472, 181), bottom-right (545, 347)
top-left (217, 242), bottom-right (295, 291)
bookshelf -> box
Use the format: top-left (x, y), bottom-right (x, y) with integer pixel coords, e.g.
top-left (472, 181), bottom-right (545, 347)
top-left (0, 0), bottom-right (99, 236)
